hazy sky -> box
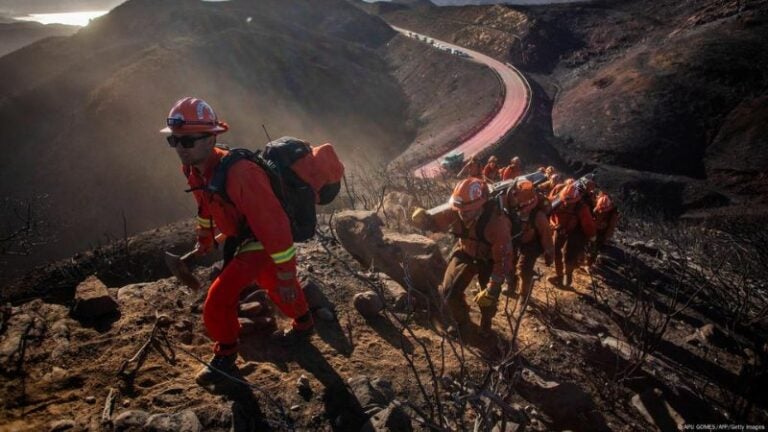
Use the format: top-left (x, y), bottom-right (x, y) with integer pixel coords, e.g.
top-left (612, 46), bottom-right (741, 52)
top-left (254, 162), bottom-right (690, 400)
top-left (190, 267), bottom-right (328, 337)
top-left (0, 0), bottom-right (125, 15)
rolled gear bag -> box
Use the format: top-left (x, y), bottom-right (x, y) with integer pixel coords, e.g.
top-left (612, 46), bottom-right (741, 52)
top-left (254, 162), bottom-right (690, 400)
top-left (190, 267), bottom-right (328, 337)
top-left (266, 137), bottom-right (345, 205)
top-left (261, 137), bottom-right (345, 241)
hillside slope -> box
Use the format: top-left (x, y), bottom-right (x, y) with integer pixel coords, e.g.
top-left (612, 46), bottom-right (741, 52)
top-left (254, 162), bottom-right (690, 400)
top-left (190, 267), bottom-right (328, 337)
top-left (0, 0), bottom-right (410, 270)
top-left (0, 21), bottom-right (78, 57)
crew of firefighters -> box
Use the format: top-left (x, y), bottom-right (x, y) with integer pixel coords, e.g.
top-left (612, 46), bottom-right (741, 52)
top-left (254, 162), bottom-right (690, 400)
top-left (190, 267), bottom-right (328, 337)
top-left (414, 155), bottom-right (619, 337)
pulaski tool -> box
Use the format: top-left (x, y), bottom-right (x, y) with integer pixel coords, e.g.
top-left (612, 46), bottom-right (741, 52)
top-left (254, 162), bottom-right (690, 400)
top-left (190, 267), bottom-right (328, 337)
top-left (165, 233), bottom-right (225, 292)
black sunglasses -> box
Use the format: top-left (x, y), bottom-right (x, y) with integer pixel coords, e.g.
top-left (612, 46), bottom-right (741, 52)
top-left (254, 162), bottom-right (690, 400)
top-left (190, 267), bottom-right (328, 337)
top-left (166, 134), bottom-right (212, 148)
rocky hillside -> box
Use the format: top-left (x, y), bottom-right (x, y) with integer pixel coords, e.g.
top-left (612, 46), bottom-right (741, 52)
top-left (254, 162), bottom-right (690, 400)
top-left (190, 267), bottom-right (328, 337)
top-left (370, 0), bottom-right (768, 222)
top-left (1, 196), bottom-right (766, 431)
top-left (0, 21), bottom-right (79, 57)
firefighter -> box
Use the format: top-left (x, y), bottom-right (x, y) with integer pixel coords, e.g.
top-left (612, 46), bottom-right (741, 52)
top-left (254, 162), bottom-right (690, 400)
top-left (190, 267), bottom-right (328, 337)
top-left (502, 180), bottom-right (555, 299)
top-left (589, 191), bottom-right (620, 265)
top-left (548, 182), bottom-right (597, 288)
top-left (457, 155), bottom-right (482, 178)
top-left (482, 155), bottom-right (501, 183)
top-left (500, 156), bottom-right (522, 181)
top-left (411, 178), bottom-right (511, 337)
top-left (161, 97), bottom-right (313, 387)
top-left (546, 175), bottom-right (567, 201)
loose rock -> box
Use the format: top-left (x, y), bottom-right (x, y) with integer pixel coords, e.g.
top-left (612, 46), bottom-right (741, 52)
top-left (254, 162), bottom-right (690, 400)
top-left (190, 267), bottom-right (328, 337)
top-left (48, 419), bottom-right (76, 432)
top-left (72, 275), bottom-right (119, 319)
top-left (353, 291), bottom-right (384, 319)
top-left (112, 410), bottom-right (149, 432)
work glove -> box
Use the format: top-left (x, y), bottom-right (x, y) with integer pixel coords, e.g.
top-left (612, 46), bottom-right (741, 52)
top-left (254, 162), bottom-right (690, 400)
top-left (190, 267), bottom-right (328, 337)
top-left (473, 286), bottom-right (500, 308)
top-left (411, 207), bottom-right (430, 230)
top-left (195, 226), bottom-right (216, 256)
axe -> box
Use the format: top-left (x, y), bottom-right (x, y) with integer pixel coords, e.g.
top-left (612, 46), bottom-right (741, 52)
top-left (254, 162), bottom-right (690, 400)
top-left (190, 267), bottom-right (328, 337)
top-left (165, 233), bottom-right (225, 292)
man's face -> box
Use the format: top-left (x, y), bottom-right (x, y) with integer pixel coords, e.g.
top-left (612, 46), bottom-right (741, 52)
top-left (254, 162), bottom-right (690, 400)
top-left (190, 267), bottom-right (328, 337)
top-left (170, 134), bottom-right (215, 166)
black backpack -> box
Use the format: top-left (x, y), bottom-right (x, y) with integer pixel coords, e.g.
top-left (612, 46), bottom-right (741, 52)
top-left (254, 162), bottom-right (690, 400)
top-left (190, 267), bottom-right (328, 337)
top-left (198, 141), bottom-right (320, 243)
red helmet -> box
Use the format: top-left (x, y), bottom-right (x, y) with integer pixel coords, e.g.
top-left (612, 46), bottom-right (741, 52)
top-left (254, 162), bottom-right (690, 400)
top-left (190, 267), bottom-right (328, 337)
top-left (514, 180), bottom-right (538, 212)
top-left (595, 192), bottom-right (614, 213)
top-left (560, 181), bottom-right (582, 205)
top-left (450, 178), bottom-right (488, 212)
top-left (160, 97), bottom-right (229, 135)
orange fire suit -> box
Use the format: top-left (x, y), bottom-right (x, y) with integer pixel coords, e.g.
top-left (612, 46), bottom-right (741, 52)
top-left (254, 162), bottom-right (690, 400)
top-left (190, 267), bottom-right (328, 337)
top-left (507, 207), bottom-right (554, 299)
top-left (423, 204), bottom-right (511, 331)
top-left (550, 202), bottom-right (596, 278)
top-left (500, 164), bottom-right (521, 181)
top-left (457, 160), bottom-right (482, 178)
top-left (482, 162), bottom-right (500, 182)
top-left (185, 147), bottom-right (311, 355)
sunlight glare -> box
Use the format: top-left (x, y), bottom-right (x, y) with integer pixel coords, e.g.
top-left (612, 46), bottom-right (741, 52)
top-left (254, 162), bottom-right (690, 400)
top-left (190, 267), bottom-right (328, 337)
top-left (15, 11), bottom-right (108, 27)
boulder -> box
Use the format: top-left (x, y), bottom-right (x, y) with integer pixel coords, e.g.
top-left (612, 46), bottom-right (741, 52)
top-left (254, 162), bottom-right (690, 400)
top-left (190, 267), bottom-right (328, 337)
top-left (361, 402), bottom-right (413, 432)
top-left (353, 291), bottom-right (384, 319)
top-left (516, 367), bottom-right (609, 431)
top-left (112, 410), bottom-right (149, 432)
top-left (144, 410), bottom-right (201, 432)
top-left (72, 275), bottom-right (118, 319)
top-left (333, 211), bottom-right (443, 306)
top-left (380, 276), bottom-right (412, 311)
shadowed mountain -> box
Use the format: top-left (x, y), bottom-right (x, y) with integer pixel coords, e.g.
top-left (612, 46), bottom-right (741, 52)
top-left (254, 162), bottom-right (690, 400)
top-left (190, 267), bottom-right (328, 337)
top-left (0, 21), bottom-right (79, 57)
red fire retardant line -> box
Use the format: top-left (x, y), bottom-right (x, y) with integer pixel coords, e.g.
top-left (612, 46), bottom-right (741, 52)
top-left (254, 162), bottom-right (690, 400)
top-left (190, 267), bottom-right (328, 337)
top-left (391, 26), bottom-right (532, 179)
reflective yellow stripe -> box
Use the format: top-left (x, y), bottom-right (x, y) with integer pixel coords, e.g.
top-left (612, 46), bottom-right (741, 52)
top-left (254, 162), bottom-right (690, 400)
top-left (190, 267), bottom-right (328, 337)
top-left (236, 240), bottom-right (264, 255)
top-left (270, 245), bottom-right (296, 264)
top-left (196, 216), bottom-right (214, 228)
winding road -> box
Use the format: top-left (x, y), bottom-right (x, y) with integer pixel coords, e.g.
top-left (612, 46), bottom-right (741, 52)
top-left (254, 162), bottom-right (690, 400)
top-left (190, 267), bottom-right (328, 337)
top-left (391, 26), bottom-right (531, 178)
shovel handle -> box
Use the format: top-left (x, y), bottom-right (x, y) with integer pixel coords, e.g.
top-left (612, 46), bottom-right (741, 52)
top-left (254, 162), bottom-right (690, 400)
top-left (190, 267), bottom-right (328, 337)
top-left (181, 233), bottom-right (227, 262)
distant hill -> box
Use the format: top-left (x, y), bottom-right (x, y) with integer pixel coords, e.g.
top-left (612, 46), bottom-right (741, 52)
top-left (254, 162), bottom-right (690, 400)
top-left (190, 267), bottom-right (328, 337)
top-left (0, 21), bottom-right (78, 57)
top-left (0, 0), bottom-right (412, 267)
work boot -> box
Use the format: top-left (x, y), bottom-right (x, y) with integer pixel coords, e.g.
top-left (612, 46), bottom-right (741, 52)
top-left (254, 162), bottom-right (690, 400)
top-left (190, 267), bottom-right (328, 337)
top-left (195, 353), bottom-right (238, 387)
top-left (479, 310), bottom-right (495, 338)
top-left (564, 273), bottom-right (573, 288)
top-left (271, 314), bottom-right (315, 346)
top-left (547, 275), bottom-right (562, 287)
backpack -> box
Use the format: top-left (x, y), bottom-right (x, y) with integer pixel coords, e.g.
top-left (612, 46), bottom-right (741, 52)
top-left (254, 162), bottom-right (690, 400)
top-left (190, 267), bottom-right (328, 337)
top-left (201, 137), bottom-right (344, 243)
